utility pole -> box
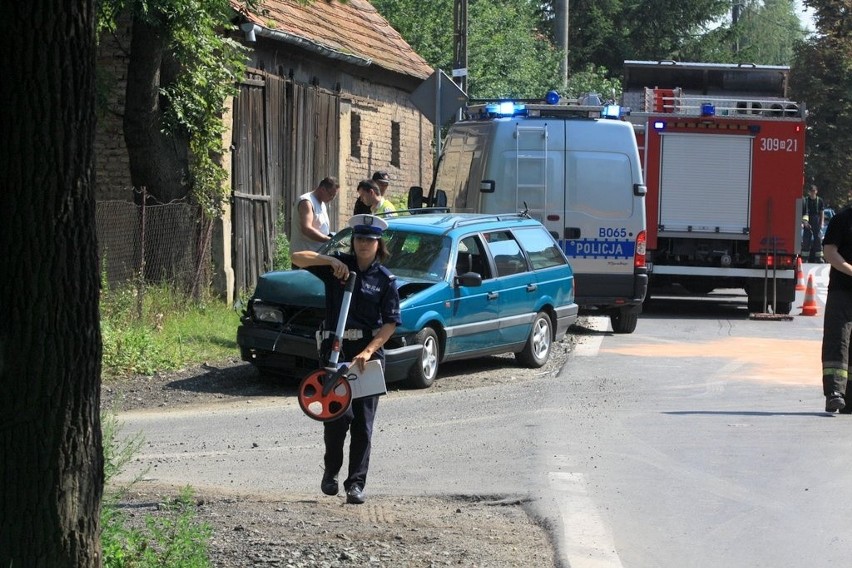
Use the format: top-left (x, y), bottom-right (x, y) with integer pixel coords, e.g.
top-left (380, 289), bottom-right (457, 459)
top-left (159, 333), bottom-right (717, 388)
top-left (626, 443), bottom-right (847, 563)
top-left (555, 0), bottom-right (569, 91)
top-left (452, 0), bottom-right (468, 96)
top-left (732, 0), bottom-right (741, 54)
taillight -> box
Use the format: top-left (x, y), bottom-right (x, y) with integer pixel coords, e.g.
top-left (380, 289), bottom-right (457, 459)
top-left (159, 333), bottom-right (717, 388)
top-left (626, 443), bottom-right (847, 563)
top-left (635, 230), bottom-right (646, 268)
top-left (753, 254), bottom-right (795, 268)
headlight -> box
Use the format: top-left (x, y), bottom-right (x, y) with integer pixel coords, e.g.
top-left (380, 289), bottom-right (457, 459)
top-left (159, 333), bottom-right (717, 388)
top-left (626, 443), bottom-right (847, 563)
top-left (252, 301), bottom-right (284, 324)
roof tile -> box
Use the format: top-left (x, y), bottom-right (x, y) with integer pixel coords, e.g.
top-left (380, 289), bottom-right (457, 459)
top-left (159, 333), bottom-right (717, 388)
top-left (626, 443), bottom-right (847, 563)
top-left (236, 0), bottom-right (433, 80)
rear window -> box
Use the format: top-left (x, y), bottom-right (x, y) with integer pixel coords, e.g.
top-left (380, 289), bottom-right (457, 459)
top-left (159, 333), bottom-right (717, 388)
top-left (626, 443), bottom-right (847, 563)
top-left (514, 226), bottom-right (567, 270)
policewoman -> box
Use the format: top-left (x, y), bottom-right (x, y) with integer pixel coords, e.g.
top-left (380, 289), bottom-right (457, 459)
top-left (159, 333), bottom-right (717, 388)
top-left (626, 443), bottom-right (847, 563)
top-left (291, 214), bottom-right (401, 504)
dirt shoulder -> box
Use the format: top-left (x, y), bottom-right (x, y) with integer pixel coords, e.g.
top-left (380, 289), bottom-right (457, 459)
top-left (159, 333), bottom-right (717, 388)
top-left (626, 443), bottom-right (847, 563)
top-left (102, 332), bottom-right (583, 567)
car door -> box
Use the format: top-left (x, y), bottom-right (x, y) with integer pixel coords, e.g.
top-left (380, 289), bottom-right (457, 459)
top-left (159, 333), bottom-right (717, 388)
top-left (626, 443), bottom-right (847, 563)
top-left (444, 234), bottom-right (500, 356)
top-left (482, 230), bottom-right (537, 345)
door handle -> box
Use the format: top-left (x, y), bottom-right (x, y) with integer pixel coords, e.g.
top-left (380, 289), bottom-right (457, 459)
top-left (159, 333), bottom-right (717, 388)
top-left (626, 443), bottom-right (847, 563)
top-left (487, 291), bottom-right (499, 300)
top-left (564, 227), bottom-right (581, 239)
top-left (526, 283), bottom-right (537, 292)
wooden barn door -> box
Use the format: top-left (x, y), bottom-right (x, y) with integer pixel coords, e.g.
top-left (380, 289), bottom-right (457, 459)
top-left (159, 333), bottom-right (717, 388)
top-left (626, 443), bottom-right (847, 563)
top-left (232, 71), bottom-right (339, 295)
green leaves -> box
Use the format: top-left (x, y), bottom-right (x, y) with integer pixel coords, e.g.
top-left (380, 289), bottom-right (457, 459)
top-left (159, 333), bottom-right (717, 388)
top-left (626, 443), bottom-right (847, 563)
top-left (99, 0), bottom-right (249, 217)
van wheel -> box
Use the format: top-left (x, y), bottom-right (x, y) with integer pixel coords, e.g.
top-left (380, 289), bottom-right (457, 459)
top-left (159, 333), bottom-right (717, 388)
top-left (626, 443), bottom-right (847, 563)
top-left (610, 308), bottom-right (638, 334)
top-left (407, 327), bottom-right (439, 389)
top-left (516, 312), bottom-right (552, 368)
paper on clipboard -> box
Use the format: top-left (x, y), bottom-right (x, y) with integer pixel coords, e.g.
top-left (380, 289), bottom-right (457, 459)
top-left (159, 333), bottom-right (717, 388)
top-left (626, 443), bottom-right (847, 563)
top-left (341, 360), bottom-right (387, 399)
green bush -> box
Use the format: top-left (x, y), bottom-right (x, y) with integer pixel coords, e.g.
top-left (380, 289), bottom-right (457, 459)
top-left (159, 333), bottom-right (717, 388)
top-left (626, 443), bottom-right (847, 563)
top-left (272, 209), bottom-right (291, 270)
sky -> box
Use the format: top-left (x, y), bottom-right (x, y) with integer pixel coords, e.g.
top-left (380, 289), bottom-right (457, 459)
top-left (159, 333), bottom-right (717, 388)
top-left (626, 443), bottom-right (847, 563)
top-left (794, 1), bottom-right (816, 32)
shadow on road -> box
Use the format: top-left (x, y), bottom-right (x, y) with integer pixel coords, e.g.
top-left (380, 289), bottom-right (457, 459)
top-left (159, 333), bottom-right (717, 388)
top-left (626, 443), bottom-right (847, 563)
top-left (664, 410), bottom-right (832, 418)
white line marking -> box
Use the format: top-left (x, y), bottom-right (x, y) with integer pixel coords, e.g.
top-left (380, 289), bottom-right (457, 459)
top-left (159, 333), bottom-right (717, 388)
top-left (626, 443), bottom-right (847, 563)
top-left (549, 472), bottom-right (624, 568)
top-left (573, 316), bottom-right (609, 357)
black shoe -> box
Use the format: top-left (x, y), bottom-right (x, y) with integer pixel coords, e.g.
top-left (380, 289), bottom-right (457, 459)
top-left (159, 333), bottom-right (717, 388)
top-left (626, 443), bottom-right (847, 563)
top-left (321, 472), bottom-right (338, 496)
top-left (346, 485), bottom-right (366, 505)
top-left (826, 392), bottom-right (846, 413)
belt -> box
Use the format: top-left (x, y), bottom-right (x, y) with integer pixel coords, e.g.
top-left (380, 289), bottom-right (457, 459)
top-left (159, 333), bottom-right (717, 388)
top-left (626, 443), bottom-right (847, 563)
top-left (319, 329), bottom-right (378, 340)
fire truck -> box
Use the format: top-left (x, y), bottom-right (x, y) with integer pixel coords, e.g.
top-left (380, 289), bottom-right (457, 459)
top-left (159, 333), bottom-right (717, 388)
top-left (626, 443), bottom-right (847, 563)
top-left (622, 60), bottom-right (806, 313)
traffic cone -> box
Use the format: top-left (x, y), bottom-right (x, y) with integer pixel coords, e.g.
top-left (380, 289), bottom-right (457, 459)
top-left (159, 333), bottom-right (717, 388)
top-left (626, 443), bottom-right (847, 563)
top-left (795, 257), bottom-right (806, 291)
top-left (800, 274), bottom-right (818, 316)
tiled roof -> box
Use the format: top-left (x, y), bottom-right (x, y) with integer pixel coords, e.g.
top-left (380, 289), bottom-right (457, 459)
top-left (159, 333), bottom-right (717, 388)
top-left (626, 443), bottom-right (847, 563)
top-left (235, 0), bottom-right (433, 80)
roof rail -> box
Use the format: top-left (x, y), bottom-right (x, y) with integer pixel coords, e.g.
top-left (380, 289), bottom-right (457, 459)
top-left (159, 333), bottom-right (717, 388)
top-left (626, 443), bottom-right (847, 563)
top-left (374, 207), bottom-right (451, 218)
top-left (449, 211), bottom-right (531, 229)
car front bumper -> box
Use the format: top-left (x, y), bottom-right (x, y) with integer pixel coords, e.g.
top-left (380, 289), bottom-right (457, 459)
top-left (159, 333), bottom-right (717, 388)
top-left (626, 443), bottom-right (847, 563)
top-left (237, 323), bottom-right (422, 384)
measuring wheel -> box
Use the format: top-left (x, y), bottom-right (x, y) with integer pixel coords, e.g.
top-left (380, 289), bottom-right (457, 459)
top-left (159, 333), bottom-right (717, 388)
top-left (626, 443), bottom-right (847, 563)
top-left (297, 368), bottom-right (353, 421)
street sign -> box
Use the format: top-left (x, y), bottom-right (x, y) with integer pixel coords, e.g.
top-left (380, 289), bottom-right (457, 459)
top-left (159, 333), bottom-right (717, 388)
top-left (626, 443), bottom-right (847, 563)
top-left (410, 69), bottom-right (467, 126)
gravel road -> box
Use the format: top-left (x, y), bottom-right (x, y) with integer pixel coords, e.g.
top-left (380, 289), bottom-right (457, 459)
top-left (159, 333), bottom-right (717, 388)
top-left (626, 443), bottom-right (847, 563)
top-left (102, 325), bottom-right (587, 567)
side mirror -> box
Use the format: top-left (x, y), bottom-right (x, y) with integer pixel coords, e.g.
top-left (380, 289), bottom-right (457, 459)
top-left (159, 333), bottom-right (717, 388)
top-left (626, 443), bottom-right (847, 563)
top-left (435, 189), bottom-right (448, 208)
top-left (454, 272), bottom-right (482, 288)
top-left (408, 186), bottom-right (424, 208)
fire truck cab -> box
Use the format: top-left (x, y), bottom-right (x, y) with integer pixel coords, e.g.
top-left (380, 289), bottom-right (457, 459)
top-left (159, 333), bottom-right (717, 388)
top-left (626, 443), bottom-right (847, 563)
top-left (623, 60), bottom-right (806, 314)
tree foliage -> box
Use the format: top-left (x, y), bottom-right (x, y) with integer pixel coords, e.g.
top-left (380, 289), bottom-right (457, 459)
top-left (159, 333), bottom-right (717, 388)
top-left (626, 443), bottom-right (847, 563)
top-left (372, 0), bottom-right (563, 98)
top-left (790, 0), bottom-right (852, 207)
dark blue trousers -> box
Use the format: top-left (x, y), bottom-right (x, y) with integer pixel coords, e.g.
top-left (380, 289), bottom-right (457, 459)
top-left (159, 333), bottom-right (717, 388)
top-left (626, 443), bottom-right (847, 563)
top-left (323, 337), bottom-right (382, 490)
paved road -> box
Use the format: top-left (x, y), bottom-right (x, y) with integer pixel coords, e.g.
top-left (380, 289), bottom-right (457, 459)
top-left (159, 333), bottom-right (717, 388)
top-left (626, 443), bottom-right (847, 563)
top-left (117, 263), bottom-right (848, 567)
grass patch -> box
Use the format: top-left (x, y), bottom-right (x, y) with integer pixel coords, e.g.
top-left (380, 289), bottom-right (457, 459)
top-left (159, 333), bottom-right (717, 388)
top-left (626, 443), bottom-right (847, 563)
top-left (101, 283), bottom-right (239, 379)
top-left (101, 414), bottom-right (212, 567)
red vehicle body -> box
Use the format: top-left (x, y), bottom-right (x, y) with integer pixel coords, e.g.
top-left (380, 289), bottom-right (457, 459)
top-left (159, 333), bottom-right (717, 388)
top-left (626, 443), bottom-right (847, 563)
top-left (623, 61), bottom-right (806, 313)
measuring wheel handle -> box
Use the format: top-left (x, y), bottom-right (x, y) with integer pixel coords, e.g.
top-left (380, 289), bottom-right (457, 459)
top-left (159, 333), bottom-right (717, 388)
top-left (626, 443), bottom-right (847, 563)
top-left (297, 366), bottom-right (353, 422)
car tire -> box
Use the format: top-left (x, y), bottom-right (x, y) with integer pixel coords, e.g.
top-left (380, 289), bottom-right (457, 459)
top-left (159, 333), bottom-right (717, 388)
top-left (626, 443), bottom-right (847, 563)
top-left (610, 307), bottom-right (638, 334)
top-left (407, 327), bottom-right (439, 389)
top-left (515, 311), bottom-right (552, 368)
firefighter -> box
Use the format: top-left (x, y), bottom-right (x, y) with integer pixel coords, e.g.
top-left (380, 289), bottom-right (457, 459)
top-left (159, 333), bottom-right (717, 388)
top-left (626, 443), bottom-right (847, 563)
top-left (821, 204), bottom-right (852, 412)
top-left (802, 184), bottom-right (826, 263)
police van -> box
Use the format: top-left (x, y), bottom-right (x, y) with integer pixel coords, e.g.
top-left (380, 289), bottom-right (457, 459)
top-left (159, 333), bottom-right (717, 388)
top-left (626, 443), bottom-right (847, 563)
top-left (410, 96), bottom-right (647, 333)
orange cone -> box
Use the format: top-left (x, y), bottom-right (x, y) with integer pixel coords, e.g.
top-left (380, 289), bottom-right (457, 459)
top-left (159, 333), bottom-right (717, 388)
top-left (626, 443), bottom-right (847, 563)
top-left (795, 257), bottom-right (806, 291)
top-left (800, 274), bottom-right (818, 316)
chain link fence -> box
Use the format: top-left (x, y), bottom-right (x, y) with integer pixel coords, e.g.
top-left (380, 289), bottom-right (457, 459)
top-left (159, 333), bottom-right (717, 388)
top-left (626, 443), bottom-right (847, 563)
top-left (96, 197), bottom-right (212, 299)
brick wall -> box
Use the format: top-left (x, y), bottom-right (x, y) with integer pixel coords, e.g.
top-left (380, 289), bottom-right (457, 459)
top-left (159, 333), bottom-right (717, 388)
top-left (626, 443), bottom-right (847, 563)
top-left (94, 16), bottom-right (134, 201)
top-left (338, 80), bottom-right (434, 218)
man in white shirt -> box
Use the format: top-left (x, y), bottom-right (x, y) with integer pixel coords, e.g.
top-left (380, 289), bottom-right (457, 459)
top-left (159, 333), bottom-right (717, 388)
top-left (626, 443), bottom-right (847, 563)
top-left (290, 177), bottom-right (339, 254)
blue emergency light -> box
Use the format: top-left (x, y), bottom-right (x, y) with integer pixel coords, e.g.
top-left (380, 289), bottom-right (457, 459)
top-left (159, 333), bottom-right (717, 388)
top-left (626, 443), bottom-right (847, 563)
top-left (545, 90), bottom-right (561, 105)
top-left (601, 105), bottom-right (622, 119)
top-left (483, 101), bottom-right (527, 117)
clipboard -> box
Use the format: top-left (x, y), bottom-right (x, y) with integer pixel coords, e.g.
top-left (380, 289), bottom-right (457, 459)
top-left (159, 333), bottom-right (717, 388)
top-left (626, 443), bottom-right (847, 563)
top-left (342, 360), bottom-right (387, 399)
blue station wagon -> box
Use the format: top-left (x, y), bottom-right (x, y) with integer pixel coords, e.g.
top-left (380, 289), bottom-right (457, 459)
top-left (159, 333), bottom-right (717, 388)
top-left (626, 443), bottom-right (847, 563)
top-left (237, 212), bottom-right (579, 388)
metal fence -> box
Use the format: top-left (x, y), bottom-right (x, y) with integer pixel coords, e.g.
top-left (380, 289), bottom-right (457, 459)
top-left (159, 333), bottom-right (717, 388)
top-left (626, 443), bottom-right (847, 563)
top-left (96, 198), bottom-right (211, 297)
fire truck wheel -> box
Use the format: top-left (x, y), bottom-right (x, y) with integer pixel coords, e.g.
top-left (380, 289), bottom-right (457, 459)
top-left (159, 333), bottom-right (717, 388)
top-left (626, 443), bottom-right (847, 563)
top-left (610, 308), bottom-right (638, 334)
top-left (775, 301), bottom-right (792, 315)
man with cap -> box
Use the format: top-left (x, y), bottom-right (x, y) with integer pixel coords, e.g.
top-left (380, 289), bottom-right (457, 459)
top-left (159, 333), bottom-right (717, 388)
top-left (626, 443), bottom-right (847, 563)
top-left (356, 179), bottom-right (397, 217)
top-left (291, 214), bottom-right (401, 504)
top-left (353, 171), bottom-right (391, 215)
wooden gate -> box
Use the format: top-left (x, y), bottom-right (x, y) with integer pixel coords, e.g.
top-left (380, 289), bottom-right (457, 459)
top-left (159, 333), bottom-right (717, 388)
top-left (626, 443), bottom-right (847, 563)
top-left (232, 71), bottom-right (340, 294)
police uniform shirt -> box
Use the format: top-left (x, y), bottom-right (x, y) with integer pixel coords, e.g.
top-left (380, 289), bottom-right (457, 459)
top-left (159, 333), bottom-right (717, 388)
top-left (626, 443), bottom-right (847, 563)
top-left (823, 207), bottom-right (852, 292)
top-left (307, 252), bottom-right (401, 333)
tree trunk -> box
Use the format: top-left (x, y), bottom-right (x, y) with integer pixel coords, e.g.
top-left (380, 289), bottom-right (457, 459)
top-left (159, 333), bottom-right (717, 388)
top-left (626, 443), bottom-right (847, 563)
top-left (0, 1), bottom-right (104, 567)
top-left (124, 14), bottom-right (190, 203)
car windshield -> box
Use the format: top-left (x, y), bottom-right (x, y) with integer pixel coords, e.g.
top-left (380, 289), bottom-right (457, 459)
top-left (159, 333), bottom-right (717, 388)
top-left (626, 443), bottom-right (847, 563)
top-left (323, 228), bottom-right (451, 282)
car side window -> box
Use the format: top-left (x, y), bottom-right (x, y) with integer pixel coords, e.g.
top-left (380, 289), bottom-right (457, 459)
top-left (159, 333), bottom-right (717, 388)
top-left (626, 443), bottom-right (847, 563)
top-left (457, 236), bottom-right (492, 280)
top-left (484, 231), bottom-right (529, 277)
top-left (513, 227), bottom-right (567, 270)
